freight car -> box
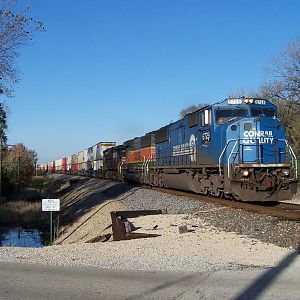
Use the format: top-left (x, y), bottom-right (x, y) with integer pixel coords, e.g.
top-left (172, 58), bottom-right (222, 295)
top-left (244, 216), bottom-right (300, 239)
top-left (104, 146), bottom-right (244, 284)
top-left (103, 97), bottom-right (298, 202)
top-left (38, 142), bottom-right (116, 177)
top-left (39, 97), bottom-right (298, 202)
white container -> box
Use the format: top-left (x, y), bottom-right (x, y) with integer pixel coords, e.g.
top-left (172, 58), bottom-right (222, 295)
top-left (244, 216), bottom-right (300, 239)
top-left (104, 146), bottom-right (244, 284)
top-left (66, 156), bottom-right (72, 171)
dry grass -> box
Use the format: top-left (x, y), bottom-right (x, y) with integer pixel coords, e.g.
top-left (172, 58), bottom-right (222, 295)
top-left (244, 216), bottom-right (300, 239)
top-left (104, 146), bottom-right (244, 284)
top-left (30, 175), bottom-right (49, 189)
top-left (0, 201), bottom-right (48, 226)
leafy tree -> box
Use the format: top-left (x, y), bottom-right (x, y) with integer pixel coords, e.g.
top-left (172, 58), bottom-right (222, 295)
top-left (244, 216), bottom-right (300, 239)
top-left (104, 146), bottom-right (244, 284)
top-left (2, 143), bottom-right (37, 191)
top-left (0, 0), bottom-right (44, 97)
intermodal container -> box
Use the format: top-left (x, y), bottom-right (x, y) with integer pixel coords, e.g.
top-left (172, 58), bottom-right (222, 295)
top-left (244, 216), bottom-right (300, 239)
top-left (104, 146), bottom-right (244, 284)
top-left (62, 157), bottom-right (67, 173)
top-left (71, 153), bottom-right (78, 172)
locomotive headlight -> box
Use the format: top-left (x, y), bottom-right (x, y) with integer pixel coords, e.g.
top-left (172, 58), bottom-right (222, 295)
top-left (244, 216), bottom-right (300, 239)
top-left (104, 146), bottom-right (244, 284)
top-left (244, 98), bottom-right (254, 104)
top-left (283, 169), bottom-right (290, 176)
top-left (242, 170), bottom-right (249, 177)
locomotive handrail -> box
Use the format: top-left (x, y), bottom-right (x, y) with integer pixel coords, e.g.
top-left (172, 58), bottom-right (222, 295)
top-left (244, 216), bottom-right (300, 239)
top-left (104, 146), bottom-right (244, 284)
top-left (142, 157), bottom-right (146, 176)
top-left (145, 156), bottom-right (150, 175)
top-left (227, 140), bottom-right (238, 179)
top-left (219, 138), bottom-right (298, 178)
top-left (218, 139), bottom-right (238, 176)
top-left (118, 161), bottom-right (123, 174)
top-left (142, 155), bottom-right (152, 178)
top-left (278, 139), bottom-right (298, 178)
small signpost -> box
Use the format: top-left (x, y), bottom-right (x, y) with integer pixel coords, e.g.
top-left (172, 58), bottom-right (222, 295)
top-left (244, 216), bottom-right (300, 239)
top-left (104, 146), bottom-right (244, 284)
top-left (42, 199), bottom-right (60, 245)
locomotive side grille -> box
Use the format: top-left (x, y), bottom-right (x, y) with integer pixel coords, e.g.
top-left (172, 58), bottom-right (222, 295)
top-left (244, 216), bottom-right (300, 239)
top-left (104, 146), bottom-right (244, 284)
top-left (155, 126), bottom-right (169, 144)
top-left (188, 112), bottom-right (198, 128)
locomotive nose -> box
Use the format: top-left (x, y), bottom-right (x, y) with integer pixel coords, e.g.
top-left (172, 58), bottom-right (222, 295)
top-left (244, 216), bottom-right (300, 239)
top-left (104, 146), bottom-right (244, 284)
top-left (238, 117), bottom-right (285, 164)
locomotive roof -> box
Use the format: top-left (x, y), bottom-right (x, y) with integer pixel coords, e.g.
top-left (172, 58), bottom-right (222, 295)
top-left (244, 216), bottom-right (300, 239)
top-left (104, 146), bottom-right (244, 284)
top-left (191, 97), bottom-right (275, 113)
top-left (122, 97), bottom-right (277, 147)
top-left (214, 97), bottom-right (275, 107)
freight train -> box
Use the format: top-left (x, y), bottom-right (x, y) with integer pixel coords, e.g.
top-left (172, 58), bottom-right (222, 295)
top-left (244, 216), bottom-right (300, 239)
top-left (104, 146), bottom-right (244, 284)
top-left (39, 97), bottom-right (298, 202)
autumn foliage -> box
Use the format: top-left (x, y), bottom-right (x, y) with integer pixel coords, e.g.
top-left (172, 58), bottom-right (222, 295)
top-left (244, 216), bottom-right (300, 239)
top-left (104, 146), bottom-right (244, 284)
top-left (2, 143), bottom-right (37, 192)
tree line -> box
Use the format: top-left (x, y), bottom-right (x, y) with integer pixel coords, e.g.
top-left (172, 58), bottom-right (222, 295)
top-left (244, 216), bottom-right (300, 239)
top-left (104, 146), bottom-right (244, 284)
top-left (0, 103), bottom-right (37, 197)
top-left (0, 1), bottom-right (41, 199)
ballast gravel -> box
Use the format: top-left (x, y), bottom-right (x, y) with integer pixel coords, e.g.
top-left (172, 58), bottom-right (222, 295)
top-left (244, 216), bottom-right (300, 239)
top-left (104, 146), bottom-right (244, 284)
top-left (121, 187), bottom-right (300, 249)
top-left (0, 214), bottom-right (293, 272)
top-left (0, 175), bottom-right (299, 273)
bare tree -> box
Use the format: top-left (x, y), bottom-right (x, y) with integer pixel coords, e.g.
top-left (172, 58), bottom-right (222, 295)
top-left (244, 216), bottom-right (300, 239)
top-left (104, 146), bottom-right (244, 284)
top-left (227, 88), bottom-right (246, 98)
top-left (260, 39), bottom-right (300, 102)
top-left (258, 38), bottom-right (300, 155)
top-left (0, 0), bottom-right (44, 97)
top-left (227, 88), bottom-right (262, 99)
top-left (0, 102), bottom-right (7, 143)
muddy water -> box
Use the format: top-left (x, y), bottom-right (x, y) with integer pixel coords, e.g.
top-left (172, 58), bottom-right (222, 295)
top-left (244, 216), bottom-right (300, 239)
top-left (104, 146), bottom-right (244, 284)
top-left (0, 226), bottom-right (47, 247)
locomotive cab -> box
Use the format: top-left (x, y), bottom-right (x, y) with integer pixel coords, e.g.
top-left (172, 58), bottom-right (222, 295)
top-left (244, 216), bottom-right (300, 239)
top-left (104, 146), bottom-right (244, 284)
top-left (215, 98), bottom-right (298, 201)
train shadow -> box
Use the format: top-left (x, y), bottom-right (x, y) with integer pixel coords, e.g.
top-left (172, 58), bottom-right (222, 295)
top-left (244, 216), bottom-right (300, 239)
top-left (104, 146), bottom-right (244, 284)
top-left (234, 247), bottom-right (300, 299)
top-left (49, 175), bottom-right (137, 227)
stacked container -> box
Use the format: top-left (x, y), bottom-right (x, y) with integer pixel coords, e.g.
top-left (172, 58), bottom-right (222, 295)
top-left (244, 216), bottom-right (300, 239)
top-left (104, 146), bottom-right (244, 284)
top-left (62, 157), bottom-right (67, 174)
top-left (87, 146), bottom-right (93, 174)
top-left (49, 161), bottom-right (55, 173)
top-left (71, 153), bottom-right (78, 174)
top-left (40, 141), bottom-right (116, 177)
top-left (78, 149), bottom-right (88, 175)
top-left (78, 150), bottom-right (84, 175)
top-left (66, 156), bottom-right (72, 174)
top-left (93, 142), bottom-right (116, 175)
top-left (55, 159), bottom-right (62, 173)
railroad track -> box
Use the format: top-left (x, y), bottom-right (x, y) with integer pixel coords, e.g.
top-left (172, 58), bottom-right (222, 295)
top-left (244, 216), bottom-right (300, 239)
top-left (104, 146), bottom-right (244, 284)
top-left (49, 174), bottom-right (300, 221)
top-left (148, 186), bottom-right (300, 221)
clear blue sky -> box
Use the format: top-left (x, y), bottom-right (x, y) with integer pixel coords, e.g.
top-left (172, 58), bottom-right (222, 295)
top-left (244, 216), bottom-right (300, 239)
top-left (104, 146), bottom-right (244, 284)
top-left (5, 0), bottom-right (300, 163)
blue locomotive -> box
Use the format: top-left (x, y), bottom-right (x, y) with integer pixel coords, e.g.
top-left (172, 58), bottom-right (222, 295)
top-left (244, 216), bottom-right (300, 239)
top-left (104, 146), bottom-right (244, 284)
top-left (41, 97), bottom-right (298, 202)
top-left (118, 97), bottom-right (298, 202)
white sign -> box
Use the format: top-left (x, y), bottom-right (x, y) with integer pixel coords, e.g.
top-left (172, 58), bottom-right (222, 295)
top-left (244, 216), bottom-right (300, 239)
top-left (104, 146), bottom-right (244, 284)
top-left (42, 199), bottom-right (60, 212)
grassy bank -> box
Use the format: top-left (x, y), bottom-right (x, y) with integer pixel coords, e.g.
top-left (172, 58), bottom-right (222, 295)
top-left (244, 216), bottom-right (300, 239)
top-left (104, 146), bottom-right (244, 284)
top-left (0, 175), bottom-right (51, 226)
top-left (0, 201), bottom-right (48, 226)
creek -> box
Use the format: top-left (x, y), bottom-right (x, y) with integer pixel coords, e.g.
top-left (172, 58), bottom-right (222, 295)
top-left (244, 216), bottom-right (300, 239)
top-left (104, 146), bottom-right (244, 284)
top-left (0, 226), bottom-right (47, 247)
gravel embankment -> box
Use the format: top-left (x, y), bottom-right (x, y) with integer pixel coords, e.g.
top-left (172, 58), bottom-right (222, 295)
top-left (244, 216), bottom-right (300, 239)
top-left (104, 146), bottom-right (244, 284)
top-left (0, 175), bottom-right (299, 273)
top-left (121, 187), bottom-right (300, 249)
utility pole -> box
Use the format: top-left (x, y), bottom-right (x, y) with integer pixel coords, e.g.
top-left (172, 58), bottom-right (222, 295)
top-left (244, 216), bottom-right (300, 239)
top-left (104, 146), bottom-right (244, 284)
top-left (17, 153), bottom-right (20, 192)
top-left (0, 134), bottom-right (2, 201)
top-left (35, 159), bottom-right (37, 176)
top-left (0, 138), bottom-right (19, 199)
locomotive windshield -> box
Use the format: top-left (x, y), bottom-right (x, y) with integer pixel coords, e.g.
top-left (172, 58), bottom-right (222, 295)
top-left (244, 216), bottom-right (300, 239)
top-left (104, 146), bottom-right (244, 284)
top-left (215, 108), bottom-right (247, 124)
top-left (251, 108), bottom-right (277, 117)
